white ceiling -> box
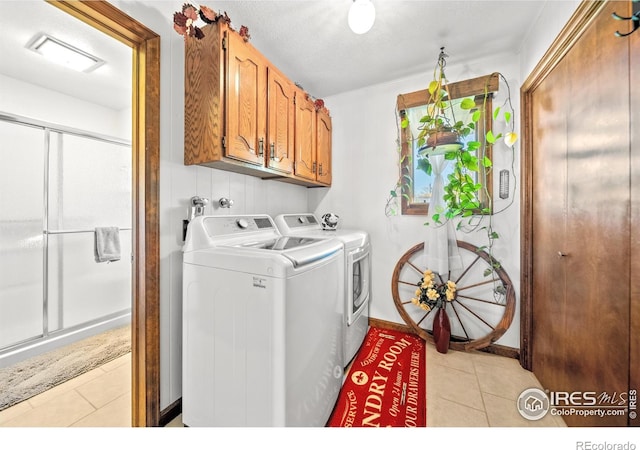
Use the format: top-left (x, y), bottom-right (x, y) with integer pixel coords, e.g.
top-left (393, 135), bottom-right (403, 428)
top-left (0, 0), bottom-right (132, 111)
top-left (0, 1), bottom-right (553, 111)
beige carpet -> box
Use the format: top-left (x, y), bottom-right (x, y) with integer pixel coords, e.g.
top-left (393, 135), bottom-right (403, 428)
top-left (0, 324), bottom-right (131, 411)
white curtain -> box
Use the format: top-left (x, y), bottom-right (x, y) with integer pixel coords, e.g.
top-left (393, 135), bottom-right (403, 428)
top-left (422, 154), bottom-right (462, 276)
top-left (405, 105), bottom-right (462, 276)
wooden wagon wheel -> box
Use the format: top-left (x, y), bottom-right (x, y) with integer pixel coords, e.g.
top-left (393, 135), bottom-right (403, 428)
top-left (391, 241), bottom-right (515, 351)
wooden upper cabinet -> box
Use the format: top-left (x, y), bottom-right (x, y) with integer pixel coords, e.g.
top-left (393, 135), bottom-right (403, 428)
top-left (266, 66), bottom-right (295, 174)
top-left (225, 29), bottom-right (267, 166)
top-left (316, 109), bottom-right (332, 186)
top-left (184, 21), bottom-right (330, 186)
top-left (184, 22), bottom-right (225, 166)
top-left (294, 88), bottom-right (317, 181)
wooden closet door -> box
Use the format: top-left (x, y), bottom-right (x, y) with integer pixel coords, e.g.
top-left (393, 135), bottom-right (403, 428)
top-left (530, 60), bottom-right (570, 399)
top-left (531, 1), bottom-right (630, 427)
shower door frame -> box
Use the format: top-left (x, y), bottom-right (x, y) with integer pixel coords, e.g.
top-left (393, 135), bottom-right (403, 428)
top-left (48, 1), bottom-right (161, 427)
top-left (0, 113), bottom-right (133, 352)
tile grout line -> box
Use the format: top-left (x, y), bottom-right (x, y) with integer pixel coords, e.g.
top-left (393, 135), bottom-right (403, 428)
top-left (470, 356), bottom-right (492, 426)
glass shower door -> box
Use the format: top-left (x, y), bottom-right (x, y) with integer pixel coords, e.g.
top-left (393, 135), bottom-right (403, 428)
top-left (47, 132), bottom-right (132, 331)
top-left (0, 121), bottom-right (45, 349)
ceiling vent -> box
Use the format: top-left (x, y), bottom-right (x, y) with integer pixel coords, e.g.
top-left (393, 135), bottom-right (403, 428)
top-left (27, 34), bottom-right (105, 73)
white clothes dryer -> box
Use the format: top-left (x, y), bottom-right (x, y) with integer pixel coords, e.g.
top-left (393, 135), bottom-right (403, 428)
top-left (182, 214), bottom-right (344, 427)
top-left (274, 213), bottom-right (371, 367)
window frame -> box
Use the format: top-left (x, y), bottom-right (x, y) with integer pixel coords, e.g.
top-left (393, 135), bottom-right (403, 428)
top-left (396, 73), bottom-right (499, 216)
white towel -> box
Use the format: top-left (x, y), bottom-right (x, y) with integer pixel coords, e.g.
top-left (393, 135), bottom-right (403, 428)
top-left (95, 227), bottom-right (121, 263)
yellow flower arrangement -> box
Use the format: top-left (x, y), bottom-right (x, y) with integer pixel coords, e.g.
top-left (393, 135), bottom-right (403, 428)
top-left (411, 269), bottom-right (456, 312)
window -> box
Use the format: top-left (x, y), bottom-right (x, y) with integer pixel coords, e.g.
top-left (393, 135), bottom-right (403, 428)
top-left (396, 74), bottom-right (498, 216)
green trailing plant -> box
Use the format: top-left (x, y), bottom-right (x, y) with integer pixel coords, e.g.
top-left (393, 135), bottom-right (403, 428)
top-left (387, 48), bottom-right (518, 276)
top-left (410, 49), bottom-right (517, 225)
top-left (385, 108), bottom-right (413, 216)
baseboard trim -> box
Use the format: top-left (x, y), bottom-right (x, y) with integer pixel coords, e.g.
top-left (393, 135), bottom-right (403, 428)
top-left (369, 317), bottom-right (520, 359)
top-left (159, 398), bottom-right (182, 427)
top-left (369, 317), bottom-right (414, 335)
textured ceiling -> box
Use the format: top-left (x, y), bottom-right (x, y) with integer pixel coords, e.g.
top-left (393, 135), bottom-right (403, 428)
top-left (0, 1), bottom-right (554, 111)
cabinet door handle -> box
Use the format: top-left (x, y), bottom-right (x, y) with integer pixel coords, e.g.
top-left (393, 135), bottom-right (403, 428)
top-left (270, 143), bottom-right (275, 160)
top-left (258, 138), bottom-right (264, 157)
top-left (318, 163), bottom-right (323, 175)
top-left (312, 161), bottom-right (317, 173)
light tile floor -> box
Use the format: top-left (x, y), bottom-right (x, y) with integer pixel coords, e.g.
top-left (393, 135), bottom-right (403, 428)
top-left (0, 343), bottom-right (565, 428)
top-left (425, 343), bottom-right (565, 427)
top-left (0, 352), bottom-right (131, 427)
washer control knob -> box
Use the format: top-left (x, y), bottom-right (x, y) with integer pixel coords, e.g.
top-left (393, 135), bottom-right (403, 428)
top-left (236, 218), bottom-right (249, 229)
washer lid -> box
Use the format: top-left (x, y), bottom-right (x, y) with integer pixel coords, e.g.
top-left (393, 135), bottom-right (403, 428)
top-left (235, 236), bottom-right (324, 250)
top-left (224, 237), bottom-right (342, 268)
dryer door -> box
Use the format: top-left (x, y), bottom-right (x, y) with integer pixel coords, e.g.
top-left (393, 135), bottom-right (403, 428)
top-left (347, 244), bottom-right (371, 326)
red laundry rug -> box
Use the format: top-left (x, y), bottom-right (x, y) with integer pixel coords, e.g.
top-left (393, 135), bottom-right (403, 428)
top-left (328, 326), bottom-right (426, 427)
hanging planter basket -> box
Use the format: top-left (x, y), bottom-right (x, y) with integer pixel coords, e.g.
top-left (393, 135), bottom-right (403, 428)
top-left (418, 129), bottom-right (463, 157)
top-left (426, 130), bottom-right (461, 148)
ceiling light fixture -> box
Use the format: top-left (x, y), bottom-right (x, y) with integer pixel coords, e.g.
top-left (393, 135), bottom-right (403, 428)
top-left (27, 34), bottom-right (104, 73)
top-left (348, 0), bottom-right (376, 35)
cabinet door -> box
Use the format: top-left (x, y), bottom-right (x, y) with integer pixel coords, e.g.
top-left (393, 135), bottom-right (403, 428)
top-left (294, 90), bottom-right (316, 181)
top-left (225, 30), bottom-right (267, 165)
top-left (267, 67), bottom-right (294, 174)
top-left (316, 110), bottom-right (332, 185)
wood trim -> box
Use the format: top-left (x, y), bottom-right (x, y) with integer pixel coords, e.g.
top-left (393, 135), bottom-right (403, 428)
top-left (132, 34), bottom-right (161, 429)
top-left (397, 75), bottom-right (496, 216)
top-left (47, 1), bottom-right (161, 427)
top-left (520, 0), bottom-right (608, 371)
top-left (629, 17), bottom-right (639, 428)
top-left (521, 1), bottom-right (607, 93)
top-left (369, 318), bottom-right (519, 359)
top-left (159, 398), bottom-right (182, 427)
top-left (369, 317), bottom-right (414, 335)
top-left (478, 342), bottom-right (519, 360)
top-left (396, 73), bottom-right (499, 111)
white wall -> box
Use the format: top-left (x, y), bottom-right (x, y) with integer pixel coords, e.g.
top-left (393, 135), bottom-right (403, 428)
top-left (110, 1), bottom-right (310, 410)
top-left (309, 0), bottom-right (582, 354)
top-left (310, 52), bottom-right (523, 348)
top-left (519, 0), bottom-right (582, 82)
top-left (0, 74), bottom-right (129, 138)
top-left (111, 0), bottom-right (582, 410)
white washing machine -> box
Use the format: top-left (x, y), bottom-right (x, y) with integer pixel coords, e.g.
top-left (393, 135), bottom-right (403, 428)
top-left (182, 214), bottom-right (344, 427)
top-left (274, 213), bottom-right (371, 367)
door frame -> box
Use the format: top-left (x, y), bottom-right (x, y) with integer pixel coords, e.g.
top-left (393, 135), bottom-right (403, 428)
top-left (48, 1), bottom-right (161, 426)
top-left (520, 0), bottom-right (606, 371)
